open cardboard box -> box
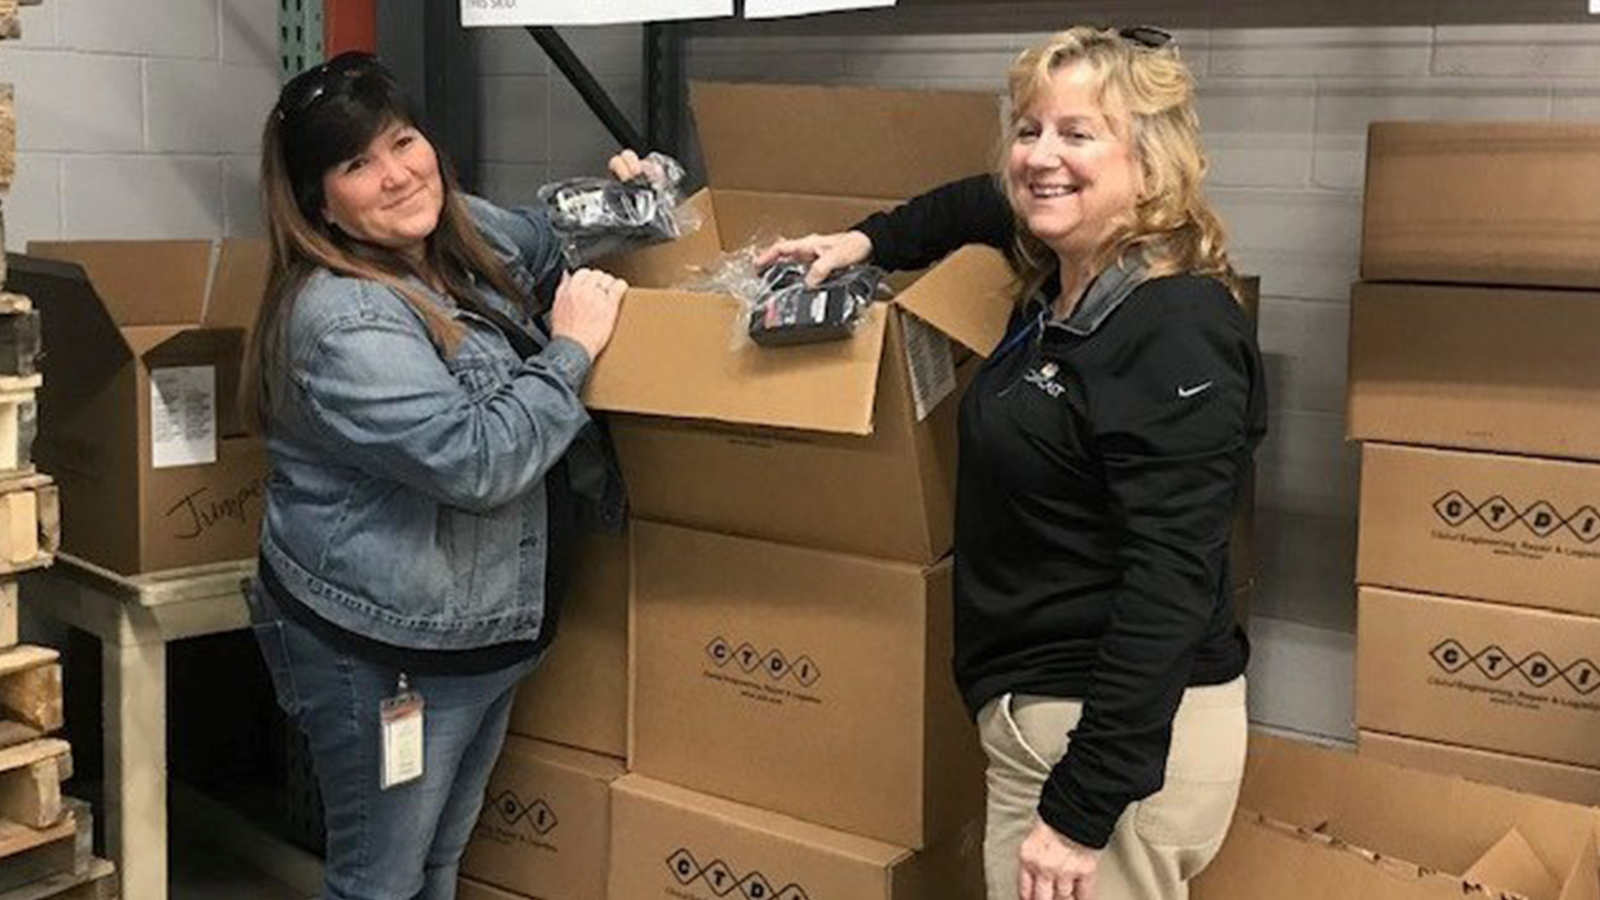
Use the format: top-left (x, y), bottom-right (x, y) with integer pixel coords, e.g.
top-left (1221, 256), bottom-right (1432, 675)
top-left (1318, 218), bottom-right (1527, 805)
top-left (1194, 734), bottom-right (1600, 900)
top-left (587, 81), bottom-right (1018, 565)
top-left (9, 240), bottom-right (270, 575)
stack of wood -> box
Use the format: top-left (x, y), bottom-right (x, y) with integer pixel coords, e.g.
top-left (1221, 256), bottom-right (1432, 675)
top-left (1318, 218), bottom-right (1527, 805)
top-left (0, 5), bottom-right (119, 898)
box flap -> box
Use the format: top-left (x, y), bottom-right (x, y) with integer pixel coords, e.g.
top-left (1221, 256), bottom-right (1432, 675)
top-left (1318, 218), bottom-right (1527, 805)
top-left (584, 289), bottom-right (887, 435)
top-left (692, 81), bottom-right (1002, 200)
top-left (205, 239), bottom-right (269, 331)
top-left (893, 245), bottom-right (1016, 355)
top-left (612, 774), bottom-right (907, 867)
top-left (1465, 828), bottom-right (1559, 900)
top-left (1558, 822), bottom-right (1600, 900)
top-left (27, 240), bottom-right (212, 326)
top-left (4, 253), bottom-right (132, 367)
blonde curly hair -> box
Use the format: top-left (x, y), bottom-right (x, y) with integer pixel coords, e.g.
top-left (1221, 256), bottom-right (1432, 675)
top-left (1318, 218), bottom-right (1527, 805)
top-left (1002, 26), bottom-right (1241, 300)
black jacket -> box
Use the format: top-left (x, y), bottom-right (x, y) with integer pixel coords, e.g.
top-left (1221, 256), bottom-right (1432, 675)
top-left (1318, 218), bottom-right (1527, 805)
top-left (855, 175), bottom-right (1263, 849)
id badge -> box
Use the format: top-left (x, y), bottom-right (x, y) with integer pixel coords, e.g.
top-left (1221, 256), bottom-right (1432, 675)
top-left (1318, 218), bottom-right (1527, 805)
top-left (380, 679), bottom-right (424, 790)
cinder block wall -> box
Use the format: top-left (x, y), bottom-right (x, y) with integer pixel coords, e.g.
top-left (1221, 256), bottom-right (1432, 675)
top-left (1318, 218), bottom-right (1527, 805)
top-left (1, 0), bottom-right (280, 246)
top-left (470, 25), bottom-right (644, 208)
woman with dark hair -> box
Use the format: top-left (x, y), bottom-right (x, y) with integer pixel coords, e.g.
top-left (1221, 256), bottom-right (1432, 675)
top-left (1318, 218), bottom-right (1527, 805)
top-left (243, 52), bottom-right (629, 899)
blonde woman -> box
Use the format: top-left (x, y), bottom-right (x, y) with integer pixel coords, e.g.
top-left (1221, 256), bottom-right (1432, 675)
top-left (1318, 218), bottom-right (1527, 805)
top-left (762, 26), bottom-right (1263, 900)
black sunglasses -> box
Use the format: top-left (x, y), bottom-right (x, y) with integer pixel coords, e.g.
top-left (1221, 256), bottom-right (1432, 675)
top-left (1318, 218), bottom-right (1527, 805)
top-left (1118, 26), bottom-right (1174, 49)
top-left (275, 52), bottom-right (382, 124)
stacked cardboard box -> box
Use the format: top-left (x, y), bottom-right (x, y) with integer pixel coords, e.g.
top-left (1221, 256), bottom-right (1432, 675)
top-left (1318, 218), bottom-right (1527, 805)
top-left (1348, 121), bottom-right (1600, 805)
top-left (461, 81), bottom-right (1264, 900)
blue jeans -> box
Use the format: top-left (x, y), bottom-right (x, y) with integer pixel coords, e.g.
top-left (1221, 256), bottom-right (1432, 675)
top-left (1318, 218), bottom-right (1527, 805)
top-left (247, 586), bottom-right (539, 900)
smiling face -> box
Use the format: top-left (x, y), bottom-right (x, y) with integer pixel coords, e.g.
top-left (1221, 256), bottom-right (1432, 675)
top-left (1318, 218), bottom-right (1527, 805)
top-left (1005, 61), bottom-right (1143, 261)
top-left (320, 118), bottom-right (443, 257)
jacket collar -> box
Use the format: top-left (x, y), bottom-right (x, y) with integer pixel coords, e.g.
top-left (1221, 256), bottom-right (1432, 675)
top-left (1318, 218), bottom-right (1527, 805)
top-left (1034, 254), bottom-right (1151, 337)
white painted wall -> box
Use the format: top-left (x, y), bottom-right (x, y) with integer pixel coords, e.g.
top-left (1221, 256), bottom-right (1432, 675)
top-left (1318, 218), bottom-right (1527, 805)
top-left (1, 0), bottom-right (281, 247)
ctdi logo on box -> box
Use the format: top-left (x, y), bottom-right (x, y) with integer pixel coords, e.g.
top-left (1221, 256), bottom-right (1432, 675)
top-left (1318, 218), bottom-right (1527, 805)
top-left (705, 637), bottom-right (821, 687)
top-left (1431, 639), bottom-right (1600, 694)
top-left (1433, 491), bottom-right (1600, 543)
top-left (487, 788), bottom-right (558, 836)
top-left (666, 848), bottom-right (809, 900)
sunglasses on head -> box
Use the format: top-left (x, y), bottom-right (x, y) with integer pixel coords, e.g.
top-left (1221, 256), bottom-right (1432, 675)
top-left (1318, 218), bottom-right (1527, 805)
top-left (1118, 26), bottom-right (1174, 49)
top-left (275, 52), bottom-right (382, 124)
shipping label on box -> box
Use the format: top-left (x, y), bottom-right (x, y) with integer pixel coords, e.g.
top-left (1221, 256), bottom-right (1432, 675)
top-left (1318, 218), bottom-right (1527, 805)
top-left (1357, 587), bottom-right (1600, 770)
top-left (1359, 444), bottom-right (1600, 617)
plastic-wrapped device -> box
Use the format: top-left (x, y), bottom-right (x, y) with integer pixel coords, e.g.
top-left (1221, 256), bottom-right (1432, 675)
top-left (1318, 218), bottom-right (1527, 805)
top-left (747, 261), bottom-right (884, 347)
top-left (537, 153), bottom-right (697, 266)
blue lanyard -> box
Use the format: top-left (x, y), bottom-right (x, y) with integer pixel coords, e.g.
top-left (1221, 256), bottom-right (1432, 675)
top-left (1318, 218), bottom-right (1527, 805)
top-left (992, 308), bottom-right (1046, 361)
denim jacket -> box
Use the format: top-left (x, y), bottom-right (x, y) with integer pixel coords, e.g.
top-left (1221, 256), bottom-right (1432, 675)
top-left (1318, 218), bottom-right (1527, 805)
top-left (261, 195), bottom-right (619, 650)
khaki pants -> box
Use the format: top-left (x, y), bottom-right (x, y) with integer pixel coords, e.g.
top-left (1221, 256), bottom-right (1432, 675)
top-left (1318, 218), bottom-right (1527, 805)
top-left (976, 678), bottom-right (1247, 900)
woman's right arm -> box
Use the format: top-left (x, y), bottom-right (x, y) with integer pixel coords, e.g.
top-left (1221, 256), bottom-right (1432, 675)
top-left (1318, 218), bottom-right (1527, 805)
top-left (289, 273), bottom-right (623, 515)
top-left (759, 174), bottom-right (1014, 284)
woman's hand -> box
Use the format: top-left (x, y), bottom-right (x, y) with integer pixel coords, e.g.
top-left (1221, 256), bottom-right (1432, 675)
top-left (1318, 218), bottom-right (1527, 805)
top-left (1018, 820), bottom-right (1100, 900)
top-left (551, 268), bottom-right (627, 362)
top-left (608, 149), bottom-right (657, 183)
top-left (755, 231), bottom-right (874, 287)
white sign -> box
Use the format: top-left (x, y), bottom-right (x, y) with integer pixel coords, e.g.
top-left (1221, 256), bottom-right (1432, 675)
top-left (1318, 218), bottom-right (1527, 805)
top-left (744, 0), bottom-right (895, 19)
top-left (150, 366), bottom-right (217, 469)
top-left (461, 0), bottom-right (732, 27)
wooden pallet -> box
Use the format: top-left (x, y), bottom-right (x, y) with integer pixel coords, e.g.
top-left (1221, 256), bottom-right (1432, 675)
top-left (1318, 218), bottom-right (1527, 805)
top-left (0, 858), bottom-right (114, 900)
top-left (0, 649), bottom-right (59, 742)
top-left (0, 381), bottom-right (37, 476)
top-left (0, 798), bottom-right (89, 895)
top-left (0, 741), bottom-right (68, 831)
top-left (0, 85), bottom-right (13, 190)
top-left (0, 477), bottom-right (53, 578)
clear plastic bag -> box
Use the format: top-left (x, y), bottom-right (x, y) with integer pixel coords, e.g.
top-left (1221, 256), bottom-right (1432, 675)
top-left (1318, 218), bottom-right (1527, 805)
top-left (538, 152), bottom-right (699, 267)
top-left (678, 240), bottom-right (886, 349)
top-left (747, 261), bottom-right (885, 347)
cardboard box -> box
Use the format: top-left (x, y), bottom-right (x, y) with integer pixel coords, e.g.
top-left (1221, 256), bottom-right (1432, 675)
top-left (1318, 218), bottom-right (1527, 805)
top-left (1193, 734), bottom-right (1600, 900)
top-left (586, 82), bottom-right (1018, 564)
top-left (1358, 443), bottom-right (1600, 617)
top-left (461, 736), bottom-right (625, 900)
top-left (629, 520), bottom-right (984, 849)
top-left (1347, 280), bottom-right (1600, 461)
top-left (458, 878), bottom-right (527, 900)
top-left (608, 775), bottom-right (984, 900)
top-left (1362, 121), bottom-right (1600, 289)
top-left (1361, 731), bottom-right (1600, 809)
top-left (9, 241), bottom-right (270, 574)
top-left (508, 532), bottom-right (629, 758)
top-left (1357, 586), bottom-right (1600, 770)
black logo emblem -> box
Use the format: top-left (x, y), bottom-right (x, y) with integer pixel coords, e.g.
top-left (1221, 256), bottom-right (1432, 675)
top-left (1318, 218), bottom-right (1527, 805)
top-left (1432, 492), bottom-right (1600, 543)
top-left (666, 849), bottom-right (809, 900)
top-left (1429, 640), bottom-right (1600, 695)
top-left (706, 637), bottom-right (821, 686)
top-left (488, 789), bottom-right (558, 835)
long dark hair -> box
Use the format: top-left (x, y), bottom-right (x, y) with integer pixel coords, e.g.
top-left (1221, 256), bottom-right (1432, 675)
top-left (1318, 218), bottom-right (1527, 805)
top-left (243, 52), bottom-right (531, 433)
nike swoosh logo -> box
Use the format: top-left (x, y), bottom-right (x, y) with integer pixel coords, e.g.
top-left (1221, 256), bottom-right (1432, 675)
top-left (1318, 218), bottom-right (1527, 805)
top-left (1177, 381), bottom-right (1214, 399)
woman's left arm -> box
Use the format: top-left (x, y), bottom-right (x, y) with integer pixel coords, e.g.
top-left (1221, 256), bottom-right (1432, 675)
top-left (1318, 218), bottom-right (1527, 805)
top-left (1037, 283), bottom-right (1261, 850)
